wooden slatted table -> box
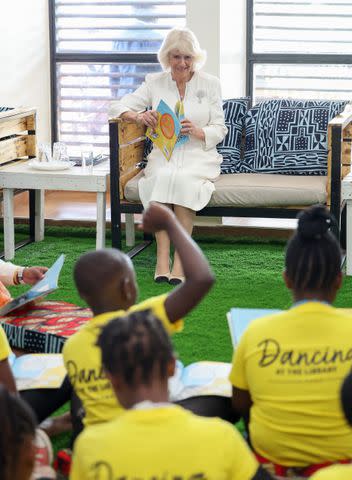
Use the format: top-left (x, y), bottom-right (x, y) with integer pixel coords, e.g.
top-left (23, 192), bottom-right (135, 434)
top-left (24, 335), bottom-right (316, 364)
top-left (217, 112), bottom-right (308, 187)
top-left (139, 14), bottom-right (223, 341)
top-left (0, 161), bottom-right (110, 260)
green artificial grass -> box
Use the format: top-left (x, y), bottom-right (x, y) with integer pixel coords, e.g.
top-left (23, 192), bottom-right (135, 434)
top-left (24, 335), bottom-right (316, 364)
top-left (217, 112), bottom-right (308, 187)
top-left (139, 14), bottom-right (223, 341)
top-left (2, 226), bottom-right (352, 453)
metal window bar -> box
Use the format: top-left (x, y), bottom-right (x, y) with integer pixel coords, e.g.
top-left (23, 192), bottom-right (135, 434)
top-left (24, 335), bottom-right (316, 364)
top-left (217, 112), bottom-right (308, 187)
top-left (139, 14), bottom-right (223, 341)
top-left (49, 0), bottom-right (185, 146)
top-left (246, 0), bottom-right (352, 103)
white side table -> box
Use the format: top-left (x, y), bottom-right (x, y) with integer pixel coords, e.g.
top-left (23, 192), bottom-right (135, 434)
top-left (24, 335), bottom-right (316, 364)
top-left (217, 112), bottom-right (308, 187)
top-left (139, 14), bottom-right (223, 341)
top-left (0, 161), bottom-right (110, 260)
top-left (342, 173), bottom-right (352, 275)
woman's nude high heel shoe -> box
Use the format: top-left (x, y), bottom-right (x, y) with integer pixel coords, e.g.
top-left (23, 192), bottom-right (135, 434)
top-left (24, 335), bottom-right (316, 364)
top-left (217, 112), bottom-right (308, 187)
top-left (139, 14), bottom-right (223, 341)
top-left (154, 271), bottom-right (170, 283)
top-left (168, 276), bottom-right (185, 286)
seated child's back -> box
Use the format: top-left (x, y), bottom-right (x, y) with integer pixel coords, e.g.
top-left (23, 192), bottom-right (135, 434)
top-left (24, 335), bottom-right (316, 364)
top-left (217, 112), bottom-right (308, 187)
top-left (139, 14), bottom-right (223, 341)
top-left (231, 206), bottom-right (352, 467)
top-left (70, 311), bottom-right (271, 480)
top-left (63, 203), bottom-right (214, 427)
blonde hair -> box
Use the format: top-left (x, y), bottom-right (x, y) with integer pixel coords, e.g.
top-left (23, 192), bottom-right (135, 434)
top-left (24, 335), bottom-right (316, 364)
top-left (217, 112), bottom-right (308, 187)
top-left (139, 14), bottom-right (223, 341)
top-left (158, 27), bottom-right (207, 71)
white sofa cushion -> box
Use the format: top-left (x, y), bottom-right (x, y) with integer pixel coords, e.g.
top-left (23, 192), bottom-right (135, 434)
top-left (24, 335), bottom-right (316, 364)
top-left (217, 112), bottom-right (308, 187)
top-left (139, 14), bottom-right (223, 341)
top-left (124, 171), bottom-right (327, 208)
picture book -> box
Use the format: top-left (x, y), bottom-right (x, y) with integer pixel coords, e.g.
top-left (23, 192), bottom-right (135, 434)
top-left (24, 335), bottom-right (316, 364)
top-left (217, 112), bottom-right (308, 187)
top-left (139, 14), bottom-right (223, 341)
top-left (8, 352), bottom-right (66, 391)
top-left (174, 99), bottom-right (189, 148)
top-left (0, 254), bottom-right (65, 316)
top-left (227, 308), bottom-right (282, 347)
top-left (228, 306), bottom-right (352, 347)
top-left (168, 360), bottom-right (232, 401)
top-left (146, 100), bottom-right (182, 161)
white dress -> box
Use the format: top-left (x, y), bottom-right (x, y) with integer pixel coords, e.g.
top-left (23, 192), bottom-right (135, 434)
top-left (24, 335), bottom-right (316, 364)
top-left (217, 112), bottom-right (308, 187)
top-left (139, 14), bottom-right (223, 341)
top-left (110, 70), bottom-right (227, 211)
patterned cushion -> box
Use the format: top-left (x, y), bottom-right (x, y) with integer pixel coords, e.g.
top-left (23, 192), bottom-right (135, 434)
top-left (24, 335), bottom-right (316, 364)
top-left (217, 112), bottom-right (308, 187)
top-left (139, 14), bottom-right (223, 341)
top-left (1, 301), bottom-right (92, 353)
top-left (0, 107), bottom-right (13, 112)
top-left (242, 99), bottom-right (348, 175)
top-left (218, 98), bottom-right (250, 174)
top-left (143, 136), bottom-right (153, 165)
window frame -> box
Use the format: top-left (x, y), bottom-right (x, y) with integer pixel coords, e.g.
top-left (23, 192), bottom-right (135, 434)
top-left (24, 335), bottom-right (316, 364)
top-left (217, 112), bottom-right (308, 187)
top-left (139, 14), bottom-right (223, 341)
top-left (48, 0), bottom-right (159, 144)
top-left (246, 0), bottom-right (352, 104)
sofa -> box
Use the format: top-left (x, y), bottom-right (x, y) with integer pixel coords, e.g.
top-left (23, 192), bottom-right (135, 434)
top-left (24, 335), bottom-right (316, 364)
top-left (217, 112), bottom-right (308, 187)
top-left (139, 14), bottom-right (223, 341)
top-left (109, 98), bottom-right (352, 254)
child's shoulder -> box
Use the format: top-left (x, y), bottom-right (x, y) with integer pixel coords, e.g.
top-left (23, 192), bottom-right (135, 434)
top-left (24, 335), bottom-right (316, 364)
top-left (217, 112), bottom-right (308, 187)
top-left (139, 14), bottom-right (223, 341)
top-left (130, 294), bottom-right (167, 313)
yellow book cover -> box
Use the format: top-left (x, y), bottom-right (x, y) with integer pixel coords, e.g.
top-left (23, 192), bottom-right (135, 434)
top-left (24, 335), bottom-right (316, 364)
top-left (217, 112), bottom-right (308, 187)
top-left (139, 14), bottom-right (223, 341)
top-left (146, 100), bottom-right (182, 161)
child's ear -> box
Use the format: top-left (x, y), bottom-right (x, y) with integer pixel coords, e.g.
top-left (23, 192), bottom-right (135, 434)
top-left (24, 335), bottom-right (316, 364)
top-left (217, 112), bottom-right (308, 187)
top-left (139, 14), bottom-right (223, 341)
top-left (121, 277), bottom-right (133, 301)
top-left (334, 271), bottom-right (343, 291)
top-left (167, 356), bottom-right (176, 378)
top-left (105, 370), bottom-right (122, 390)
top-left (282, 270), bottom-right (293, 290)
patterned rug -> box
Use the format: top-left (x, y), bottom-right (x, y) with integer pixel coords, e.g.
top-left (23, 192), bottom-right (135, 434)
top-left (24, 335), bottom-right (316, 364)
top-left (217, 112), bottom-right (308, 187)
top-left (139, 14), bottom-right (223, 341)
top-left (0, 301), bottom-right (92, 353)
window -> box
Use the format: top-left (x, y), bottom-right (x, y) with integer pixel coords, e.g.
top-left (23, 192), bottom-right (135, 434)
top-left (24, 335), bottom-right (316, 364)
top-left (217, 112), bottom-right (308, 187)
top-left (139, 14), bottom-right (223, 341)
top-left (50, 0), bottom-right (186, 157)
top-left (247, 0), bottom-right (352, 103)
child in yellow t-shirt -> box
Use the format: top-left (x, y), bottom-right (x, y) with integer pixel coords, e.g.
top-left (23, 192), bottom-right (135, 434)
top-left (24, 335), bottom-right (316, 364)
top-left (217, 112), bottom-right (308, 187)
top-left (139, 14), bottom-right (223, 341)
top-left (63, 202), bottom-right (215, 432)
top-left (70, 310), bottom-right (272, 480)
top-left (0, 385), bottom-right (37, 480)
top-left (310, 373), bottom-right (352, 479)
top-left (230, 205), bottom-right (352, 473)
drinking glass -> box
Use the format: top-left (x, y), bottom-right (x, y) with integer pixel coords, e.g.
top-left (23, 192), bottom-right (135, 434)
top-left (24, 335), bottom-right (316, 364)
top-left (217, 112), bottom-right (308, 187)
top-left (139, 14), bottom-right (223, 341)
top-left (81, 151), bottom-right (94, 173)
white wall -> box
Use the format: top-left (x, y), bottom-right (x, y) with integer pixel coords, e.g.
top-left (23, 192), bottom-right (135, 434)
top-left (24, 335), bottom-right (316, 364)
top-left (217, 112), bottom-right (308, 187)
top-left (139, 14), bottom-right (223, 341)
top-left (186, 0), bottom-right (247, 98)
top-left (0, 1), bottom-right (246, 146)
top-left (186, 0), bottom-right (220, 77)
top-left (0, 0), bottom-right (51, 144)
top-left (220, 0), bottom-right (247, 98)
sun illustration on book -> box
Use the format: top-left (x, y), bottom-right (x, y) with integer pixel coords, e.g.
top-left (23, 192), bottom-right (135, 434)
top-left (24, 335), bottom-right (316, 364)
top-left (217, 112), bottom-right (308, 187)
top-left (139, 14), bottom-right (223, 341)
top-left (160, 113), bottom-right (175, 139)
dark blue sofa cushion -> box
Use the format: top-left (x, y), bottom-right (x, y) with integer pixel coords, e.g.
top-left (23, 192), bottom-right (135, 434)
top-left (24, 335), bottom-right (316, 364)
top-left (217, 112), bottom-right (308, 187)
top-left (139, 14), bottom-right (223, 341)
top-left (217, 98), bottom-right (250, 174)
top-left (242, 99), bottom-right (348, 175)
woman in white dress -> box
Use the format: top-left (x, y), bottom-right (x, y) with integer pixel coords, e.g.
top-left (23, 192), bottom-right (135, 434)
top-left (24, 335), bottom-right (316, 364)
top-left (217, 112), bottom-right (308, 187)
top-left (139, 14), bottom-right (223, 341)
top-left (110, 27), bottom-right (227, 284)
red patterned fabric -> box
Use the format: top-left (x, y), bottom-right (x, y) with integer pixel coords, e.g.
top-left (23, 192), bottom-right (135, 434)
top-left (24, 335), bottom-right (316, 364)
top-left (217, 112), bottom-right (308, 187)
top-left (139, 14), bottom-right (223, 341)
top-left (0, 301), bottom-right (92, 353)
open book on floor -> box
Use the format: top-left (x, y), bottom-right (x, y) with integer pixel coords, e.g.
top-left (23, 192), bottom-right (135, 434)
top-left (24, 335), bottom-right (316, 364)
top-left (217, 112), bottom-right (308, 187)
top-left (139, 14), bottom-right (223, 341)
top-left (168, 360), bottom-right (232, 401)
top-left (0, 254), bottom-right (65, 316)
top-left (8, 352), bottom-right (66, 391)
top-left (168, 310), bottom-right (283, 401)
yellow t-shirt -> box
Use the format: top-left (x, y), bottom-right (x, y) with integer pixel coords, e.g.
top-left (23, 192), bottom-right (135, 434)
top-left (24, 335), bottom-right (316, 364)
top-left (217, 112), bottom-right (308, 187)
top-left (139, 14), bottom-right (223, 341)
top-left (63, 294), bottom-right (183, 427)
top-left (310, 465), bottom-right (352, 479)
top-left (0, 325), bottom-right (11, 361)
top-left (229, 302), bottom-right (352, 467)
top-left (70, 405), bottom-right (258, 480)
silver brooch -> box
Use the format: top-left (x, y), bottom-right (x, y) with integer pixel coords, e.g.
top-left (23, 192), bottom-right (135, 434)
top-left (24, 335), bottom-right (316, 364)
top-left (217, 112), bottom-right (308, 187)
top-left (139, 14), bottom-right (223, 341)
top-left (196, 90), bottom-right (205, 104)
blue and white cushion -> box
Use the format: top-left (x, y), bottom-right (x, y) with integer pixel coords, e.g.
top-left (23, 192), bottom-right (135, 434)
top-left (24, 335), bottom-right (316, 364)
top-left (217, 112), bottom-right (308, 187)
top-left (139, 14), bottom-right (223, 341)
top-left (142, 136), bottom-right (153, 165)
top-left (242, 99), bottom-right (348, 175)
top-left (217, 98), bottom-right (250, 174)
top-left (0, 107), bottom-right (13, 112)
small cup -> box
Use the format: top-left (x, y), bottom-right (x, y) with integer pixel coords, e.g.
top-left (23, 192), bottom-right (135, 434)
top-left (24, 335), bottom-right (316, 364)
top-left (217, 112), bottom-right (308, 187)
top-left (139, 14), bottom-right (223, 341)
top-left (81, 151), bottom-right (94, 174)
top-left (53, 142), bottom-right (68, 163)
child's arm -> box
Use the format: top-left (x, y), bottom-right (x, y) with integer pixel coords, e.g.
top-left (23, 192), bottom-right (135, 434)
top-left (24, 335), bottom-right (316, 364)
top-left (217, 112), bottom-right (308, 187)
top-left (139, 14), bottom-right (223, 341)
top-left (141, 203), bottom-right (214, 322)
top-left (232, 386), bottom-right (252, 417)
top-left (0, 359), bottom-right (17, 393)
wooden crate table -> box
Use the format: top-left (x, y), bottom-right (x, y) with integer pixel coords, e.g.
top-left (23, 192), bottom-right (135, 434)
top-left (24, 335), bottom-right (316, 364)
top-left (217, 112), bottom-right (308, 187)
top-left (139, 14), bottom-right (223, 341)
top-left (0, 107), bottom-right (38, 257)
top-left (0, 161), bottom-right (110, 260)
